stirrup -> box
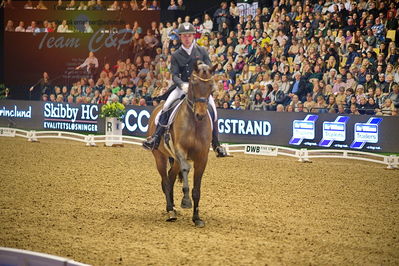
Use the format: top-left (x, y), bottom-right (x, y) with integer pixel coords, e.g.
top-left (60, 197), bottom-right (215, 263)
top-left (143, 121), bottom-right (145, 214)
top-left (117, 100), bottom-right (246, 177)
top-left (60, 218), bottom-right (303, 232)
top-left (142, 135), bottom-right (160, 150)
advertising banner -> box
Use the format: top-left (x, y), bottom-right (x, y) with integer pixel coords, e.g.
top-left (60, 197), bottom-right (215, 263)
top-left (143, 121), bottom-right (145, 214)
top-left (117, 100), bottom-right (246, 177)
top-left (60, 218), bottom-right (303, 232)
top-left (1, 100), bottom-right (399, 153)
top-left (0, 100), bottom-right (102, 133)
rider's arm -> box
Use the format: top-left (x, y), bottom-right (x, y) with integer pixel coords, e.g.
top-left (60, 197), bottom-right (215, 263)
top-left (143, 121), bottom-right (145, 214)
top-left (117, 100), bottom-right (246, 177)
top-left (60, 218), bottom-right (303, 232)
top-left (171, 55), bottom-right (184, 89)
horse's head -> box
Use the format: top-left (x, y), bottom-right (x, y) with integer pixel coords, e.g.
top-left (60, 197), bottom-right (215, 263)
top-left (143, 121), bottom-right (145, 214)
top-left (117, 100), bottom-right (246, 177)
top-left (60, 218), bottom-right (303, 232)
top-left (188, 61), bottom-right (217, 121)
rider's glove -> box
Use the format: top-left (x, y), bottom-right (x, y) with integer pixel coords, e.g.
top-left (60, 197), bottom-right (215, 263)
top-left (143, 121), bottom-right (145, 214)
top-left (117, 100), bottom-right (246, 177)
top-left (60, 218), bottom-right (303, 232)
top-left (181, 82), bottom-right (189, 93)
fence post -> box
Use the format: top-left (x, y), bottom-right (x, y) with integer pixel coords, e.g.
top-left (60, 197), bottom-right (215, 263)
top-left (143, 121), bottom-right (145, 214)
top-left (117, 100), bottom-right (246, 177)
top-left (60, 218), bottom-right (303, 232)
top-left (85, 134), bottom-right (96, 146)
top-left (386, 155), bottom-right (399, 170)
top-left (298, 148), bottom-right (311, 163)
top-left (27, 130), bottom-right (38, 142)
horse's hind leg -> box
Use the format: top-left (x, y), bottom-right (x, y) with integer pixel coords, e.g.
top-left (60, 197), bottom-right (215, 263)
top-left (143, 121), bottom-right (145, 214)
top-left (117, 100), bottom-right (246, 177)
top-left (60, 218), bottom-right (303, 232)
top-left (175, 151), bottom-right (192, 209)
top-left (154, 151), bottom-right (176, 221)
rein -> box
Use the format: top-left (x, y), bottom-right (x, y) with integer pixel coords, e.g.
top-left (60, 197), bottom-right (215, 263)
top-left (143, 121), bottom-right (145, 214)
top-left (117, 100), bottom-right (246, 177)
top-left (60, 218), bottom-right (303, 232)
top-left (192, 73), bottom-right (213, 82)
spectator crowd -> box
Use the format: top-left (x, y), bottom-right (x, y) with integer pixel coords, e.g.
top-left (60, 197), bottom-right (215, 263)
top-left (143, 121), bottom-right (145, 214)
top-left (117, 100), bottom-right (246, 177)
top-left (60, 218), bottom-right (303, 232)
top-left (2, 0), bottom-right (160, 11)
top-left (4, 0), bottom-right (399, 116)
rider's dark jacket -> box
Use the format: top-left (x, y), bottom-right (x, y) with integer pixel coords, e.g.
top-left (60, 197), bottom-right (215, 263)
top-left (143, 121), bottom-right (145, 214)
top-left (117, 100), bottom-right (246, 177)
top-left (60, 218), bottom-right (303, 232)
top-left (171, 44), bottom-right (211, 88)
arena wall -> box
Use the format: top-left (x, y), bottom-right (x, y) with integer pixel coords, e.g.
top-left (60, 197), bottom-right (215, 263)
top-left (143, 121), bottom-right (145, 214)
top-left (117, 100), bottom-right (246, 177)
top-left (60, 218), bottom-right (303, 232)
top-left (1, 100), bottom-right (398, 153)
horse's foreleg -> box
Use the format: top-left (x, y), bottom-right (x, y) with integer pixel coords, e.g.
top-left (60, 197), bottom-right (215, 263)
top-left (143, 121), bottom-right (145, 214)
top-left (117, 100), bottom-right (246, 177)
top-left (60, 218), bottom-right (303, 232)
top-left (167, 159), bottom-right (180, 209)
top-left (176, 151), bottom-right (192, 209)
top-left (192, 159), bottom-right (207, 228)
top-left (154, 151), bottom-right (175, 221)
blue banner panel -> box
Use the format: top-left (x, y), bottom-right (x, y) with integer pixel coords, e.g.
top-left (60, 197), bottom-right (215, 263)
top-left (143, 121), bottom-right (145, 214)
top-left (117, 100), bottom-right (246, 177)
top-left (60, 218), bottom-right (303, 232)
top-left (1, 100), bottom-right (399, 153)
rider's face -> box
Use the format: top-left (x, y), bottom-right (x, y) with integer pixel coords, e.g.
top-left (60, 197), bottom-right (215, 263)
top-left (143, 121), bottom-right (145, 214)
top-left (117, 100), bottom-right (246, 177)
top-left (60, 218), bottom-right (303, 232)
top-left (180, 33), bottom-right (194, 48)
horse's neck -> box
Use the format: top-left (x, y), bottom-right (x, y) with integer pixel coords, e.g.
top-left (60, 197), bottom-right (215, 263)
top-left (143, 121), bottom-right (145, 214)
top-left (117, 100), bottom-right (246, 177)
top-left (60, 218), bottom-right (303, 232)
top-left (179, 101), bottom-right (195, 126)
top-left (175, 101), bottom-right (210, 135)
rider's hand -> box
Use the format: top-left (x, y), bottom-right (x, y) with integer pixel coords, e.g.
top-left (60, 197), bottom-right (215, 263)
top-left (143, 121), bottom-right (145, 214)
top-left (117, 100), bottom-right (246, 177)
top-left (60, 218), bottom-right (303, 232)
top-left (181, 83), bottom-right (189, 93)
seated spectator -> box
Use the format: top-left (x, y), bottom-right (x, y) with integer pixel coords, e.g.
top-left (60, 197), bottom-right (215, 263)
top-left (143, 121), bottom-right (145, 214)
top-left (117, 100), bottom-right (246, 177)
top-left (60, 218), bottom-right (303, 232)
top-left (26, 21), bottom-right (40, 33)
top-left (388, 84), bottom-right (399, 108)
top-left (56, 94), bottom-right (64, 103)
top-left (41, 94), bottom-right (48, 101)
top-left (36, 0), bottom-right (48, 9)
top-left (93, 0), bottom-right (105, 10)
top-left (107, 1), bottom-right (119, 10)
top-left (355, 85), bottom-right (366, 104)
top-left (285, 105), bottom-right (294, 112)
top-left (201, 14), bottom-right (213, 34)
top-left (250, 93), bottom-right (265, 111)
top-left (66, 0), bottom-right (77, 10)
top-left (57, 20), bottom-right (69, 33)
top-left (326, 94), bottom-right (337, 112)
top-left (336, 104), bottom-right (347, 114)
top-left (231, 98), bottom-right (242, 110)
top-left (49, 94), bottom-right (56, 102)
top-left (378, 98), bottom-right (395, 116)
top-left (24, 0), bottom-right (33, 9)
top-left (77, 1), bottom-right (87, 10)
top-left (288, 72), bottom-right (307, 102)
top-left (314, 95), bottom-right (328, 113)
top-left (366, 97), bottom-right (378, 115)
top-left (335, 87), bottom-right (346, 105)
top-left (177, 0), bottom-right (185, 10)
top-left (61, 86), bottom-right (68, 99)
top-left (303, 93), bottom-right (316, 111)
top-left (41, 20), bottom-right (50, 33)
top-left (149, 1), bottom-right (160, 10)
top-left (349, 104), bottom-right (360, 115)
top-left (15, 21), bottom-right (25, 32)
top-left (167, 0), bottom-right (178, 10)
top-left (55, 0), bottom-right (66, 10)
top-left (83, 22), bottom-right (93, 33)
top-left (5, 20), bottom-right (14, 32)
top-left (276, 104), bottom-right (284, 112)
top-left (214, 2), bottom-right (229, 32)
top-left (332, 74), bottom-right (346, 94)
top-left (265, 83), bottom-right (285, 111)
top-left (357, 96), bottom-right (369, 115)
top-left (138, 98), bottom-right (147, 106)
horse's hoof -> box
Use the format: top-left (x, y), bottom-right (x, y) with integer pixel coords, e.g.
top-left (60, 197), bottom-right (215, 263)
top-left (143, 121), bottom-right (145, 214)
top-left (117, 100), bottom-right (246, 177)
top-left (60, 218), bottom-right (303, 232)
top-left (166, 210), bottom-right (177, 222)
top-left (193, 219), bottom-right (205, 228)
top-left (181, 198), bottom-right (192, 209)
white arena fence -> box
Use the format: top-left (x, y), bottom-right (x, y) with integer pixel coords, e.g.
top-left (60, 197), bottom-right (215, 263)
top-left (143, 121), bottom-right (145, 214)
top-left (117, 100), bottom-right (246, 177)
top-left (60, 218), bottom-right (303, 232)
top-left (0, 127), bottom-right (398, 170)
top-left (0, 247), bottom-right (89, 266)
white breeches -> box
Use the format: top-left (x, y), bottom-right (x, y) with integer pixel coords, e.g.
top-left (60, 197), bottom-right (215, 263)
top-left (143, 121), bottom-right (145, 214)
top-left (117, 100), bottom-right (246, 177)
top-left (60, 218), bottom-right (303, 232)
top-left (163, 87), bottom-right (185, 111)
top-left (162, 88), bottom-right (218, 121)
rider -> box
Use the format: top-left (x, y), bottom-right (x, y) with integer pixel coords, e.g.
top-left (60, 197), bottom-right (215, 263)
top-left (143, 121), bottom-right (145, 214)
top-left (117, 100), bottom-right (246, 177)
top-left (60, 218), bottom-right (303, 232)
top-left (143, 22), bottom-right (227, 157)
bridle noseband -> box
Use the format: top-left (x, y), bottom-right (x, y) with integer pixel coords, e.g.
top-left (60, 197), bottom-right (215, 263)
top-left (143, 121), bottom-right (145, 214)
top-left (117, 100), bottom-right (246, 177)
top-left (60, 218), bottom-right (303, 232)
top-left (186, 73), bottom-right (212, 112)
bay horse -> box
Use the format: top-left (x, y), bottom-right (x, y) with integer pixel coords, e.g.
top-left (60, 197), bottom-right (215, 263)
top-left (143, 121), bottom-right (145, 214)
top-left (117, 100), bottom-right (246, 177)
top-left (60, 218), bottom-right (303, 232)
top-left (147, 61), bottom-right (216, 227)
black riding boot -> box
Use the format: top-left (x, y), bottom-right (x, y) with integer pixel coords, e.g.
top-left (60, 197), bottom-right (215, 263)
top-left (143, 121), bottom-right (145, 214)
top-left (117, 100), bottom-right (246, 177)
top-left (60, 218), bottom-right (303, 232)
top-left (143, 111), bottom-right (168, 150)
top-left (211, 121), bottom-right (228, 157)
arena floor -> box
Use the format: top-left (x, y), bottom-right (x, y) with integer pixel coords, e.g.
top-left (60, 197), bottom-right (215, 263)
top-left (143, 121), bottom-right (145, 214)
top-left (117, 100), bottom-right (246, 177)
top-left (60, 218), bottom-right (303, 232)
top-left (0, 137), bottom-right (398, 265)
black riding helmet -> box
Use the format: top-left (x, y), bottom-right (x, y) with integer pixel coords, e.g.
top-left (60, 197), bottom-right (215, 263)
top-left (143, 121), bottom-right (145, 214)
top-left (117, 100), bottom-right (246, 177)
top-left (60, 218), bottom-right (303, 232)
top-left (178, 22), bottom-right (196, 34)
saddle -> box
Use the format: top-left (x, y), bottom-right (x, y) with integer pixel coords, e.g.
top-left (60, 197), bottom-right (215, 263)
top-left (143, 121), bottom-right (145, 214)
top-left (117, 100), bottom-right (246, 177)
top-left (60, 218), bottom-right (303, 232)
top-left (154, 97), bottom-right (184, 128)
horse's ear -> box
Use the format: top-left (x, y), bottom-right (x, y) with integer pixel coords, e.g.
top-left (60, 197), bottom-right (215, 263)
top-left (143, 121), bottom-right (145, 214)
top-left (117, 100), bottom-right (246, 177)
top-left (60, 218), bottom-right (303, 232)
top-left (211, 64), bottom-right (218, 73)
